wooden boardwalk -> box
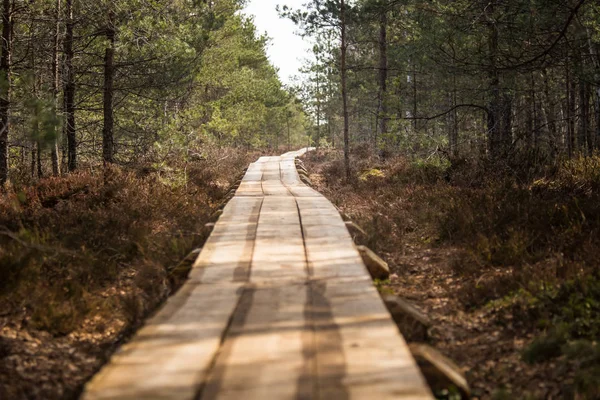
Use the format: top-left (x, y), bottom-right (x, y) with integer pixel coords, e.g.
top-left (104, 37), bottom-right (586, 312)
top-left (83, 149), bottom-right (433, 400)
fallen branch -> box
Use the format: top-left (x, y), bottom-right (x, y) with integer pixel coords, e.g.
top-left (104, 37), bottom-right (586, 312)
top-left (0, 227), bottom-right (79, 257)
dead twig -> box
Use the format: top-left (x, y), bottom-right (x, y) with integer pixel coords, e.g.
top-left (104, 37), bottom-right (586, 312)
top-left (0, 227), bottom-right (79, 257)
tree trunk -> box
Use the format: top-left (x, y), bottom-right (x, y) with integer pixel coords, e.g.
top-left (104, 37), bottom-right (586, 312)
top-left (449, 73), bottom-right (459, 157)
top-left (486, 1), bottom-right (502, 158)
top-left (327, 64), bottom-right (335, 147)
top-left (377, 9), bottom-right (388, 148)
top-left (340, 0), bottom-right (350, 180)
top-left (567, 59), bottom-right (576, 158)
top-left (102, 11), bottom-right (116, 164)
top-left (328, 113), bottom-right (333, 147)
top-left (50, 0), bottom-right (61, 176)
top-left (394, 76), bottom-right (403, 146)
top-left (412, 67), bottom-right (417, 132)
top-left (526, 87), bottom-right (533, 151)
top-left (64, 0), bottom-right (76, 171)
top-left (541, 69), bottom-right (558, 157)
top-left (315, 53), bottom-right (321, 147)
top-left (286, 111), bottom-right (291, 151)
top-left (36, 140), bottom-right (43, 178)
top-left (0, 0), bottom-right (11, 185)
top-left (586, 28), bottom-right (600, 150)
top-left (30, 145), bottom-right (35, 178)
top-left (530, 72), bottom-right (539, 151)
top-left (30, 14), bottom-right (42, 179)
top-left (501, 93), bottom-right (513, 151)
top-left (578, 79), bottom-right (592, 155)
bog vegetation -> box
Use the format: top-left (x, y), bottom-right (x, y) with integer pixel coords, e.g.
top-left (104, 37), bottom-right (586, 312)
top-left (0, 0), bottom-right (599, 399)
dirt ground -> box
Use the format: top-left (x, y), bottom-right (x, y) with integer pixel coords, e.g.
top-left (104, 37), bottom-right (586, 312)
top-left (0, 149), bottom-right (587, 399)
top-left (1, 273), bottom-right (143, 399)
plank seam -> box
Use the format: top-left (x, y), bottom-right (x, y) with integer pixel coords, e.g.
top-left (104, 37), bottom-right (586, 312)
top-left (259, 161), bottom-right (266, 195)
top-left (193, 195), bottom-right (265, 400)
top-left (295, 195), bottom-right (319, 400)
top-left (291, 156), bottom-right (320, 400)
top-left (279, 158), bottom-right (295, 197)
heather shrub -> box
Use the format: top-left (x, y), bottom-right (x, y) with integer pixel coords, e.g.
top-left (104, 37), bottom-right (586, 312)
top-left (0, 149), bottom-right (250, 337)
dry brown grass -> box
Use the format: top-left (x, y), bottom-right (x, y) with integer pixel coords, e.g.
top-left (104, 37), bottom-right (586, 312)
top-left (0, 147), bottom-right (255, 399)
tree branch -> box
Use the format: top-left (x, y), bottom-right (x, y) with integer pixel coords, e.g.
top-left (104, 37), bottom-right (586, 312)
top-left (499, 0), bottom-right (586, 71)
top-left (398, 104), bottom-right (490, 121)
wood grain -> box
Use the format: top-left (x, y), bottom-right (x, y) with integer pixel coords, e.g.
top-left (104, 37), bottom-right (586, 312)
top-left (83, 148), bottom-right (432, 400)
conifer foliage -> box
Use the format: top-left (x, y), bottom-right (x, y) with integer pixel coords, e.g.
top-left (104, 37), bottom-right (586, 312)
top-left (0, 0), bottom-right (307, 185)
top-left (287, 0), bottom-right (600, 163)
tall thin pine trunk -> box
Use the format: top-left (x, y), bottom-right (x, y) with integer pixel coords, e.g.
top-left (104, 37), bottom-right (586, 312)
top-left (412, 67), bottom-right (417, 132)
top-left (530, 72), bottom-right (539, 151)
top-left (567, 57), bottom-right (576, 158)
top-left (286, 111), bottom-right (291, 151)
top-left (377, 9), bottom-right (388, 148)
top-left (541, 70), bottom-right (558, 157)
top-left (64, 0), bottom-right (76, 171)
top-left (449, 72), bottom-right (459, 157)
top-left (486, 0), bottom-right (502, 158)
top-left (102, 11), bottom-right (115, 164)
top-left (30, 146), bottom-right (35, 178)
top-left (340, 0), bottom-right (350, 180)
top-left (315, 51), bottom-right (321, 147)
top-left (586, 28), bottom-right (600, 150)
top-left (579, 79), bottom-right (591, 155)
top-left (36, 140), bottom-right (42, 178)
top-left (0, 0), bottom-right (11, 185)
top-left (30, 13), bottom-right (42, 179)
top-left (50, 0), bottom-right (61, 176)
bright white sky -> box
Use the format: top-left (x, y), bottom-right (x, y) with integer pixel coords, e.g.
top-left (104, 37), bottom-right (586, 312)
top-left (242, 0), bottom-right (312, 85)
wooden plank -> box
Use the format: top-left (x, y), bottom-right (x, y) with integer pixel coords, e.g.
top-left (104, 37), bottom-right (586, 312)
top-left (188, 196), bottom-right (262, 284)
top-left (199, 283), bottom-right (310, 400)
top-left (82, 282), bottom-right (244, 400)
top-left (236, 161), bottom-right (264, 197)
top-left (293, 195), bottom-right (433, 399)
top-left (295, 197), bottom-right (366, 279)
top-left (84, 170), bottom-right (266, 400)
top-left (250, 196), bottom-right (306, 283)
top-left (261, 160), bottom-right (290, 197)
top-left (280, 147), bottom-right (314, 158)
top-left (84, 148), bottom-right (432, 400)
top-left (199, 161), bottom-right (309, 399)
top-left (280, 152), bottom-right (320, 198)
top-left (310, 278), bottom-right (432, 399)
top-left (282, 152), bottom-right (432, 398)
top-left (279, 158), bottom-right (301, 187)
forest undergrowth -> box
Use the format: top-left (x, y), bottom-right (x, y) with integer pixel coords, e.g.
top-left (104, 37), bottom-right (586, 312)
top-left (304, 147), bottom-right (600, 400)
top-left (0, 147), bottom-right (255, 399)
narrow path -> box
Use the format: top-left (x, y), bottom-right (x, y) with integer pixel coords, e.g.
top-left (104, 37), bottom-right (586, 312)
top-left (83, 149), bottom-right (432, 400)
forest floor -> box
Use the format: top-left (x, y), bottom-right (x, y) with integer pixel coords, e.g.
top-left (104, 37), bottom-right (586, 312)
top-left (303, 148), bottom-right (600, 400)
top-left (1, 147), bottom-right (599, 400)
top-left (0, 148), bottom-right (256, 400)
